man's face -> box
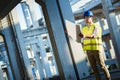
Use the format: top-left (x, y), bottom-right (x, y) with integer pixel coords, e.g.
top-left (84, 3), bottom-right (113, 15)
top-left (84, 16), bottom-right (93, 23)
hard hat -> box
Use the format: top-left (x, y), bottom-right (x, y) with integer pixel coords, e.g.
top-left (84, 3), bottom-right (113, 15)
top-left (83, 10), bottom-right (93, 18)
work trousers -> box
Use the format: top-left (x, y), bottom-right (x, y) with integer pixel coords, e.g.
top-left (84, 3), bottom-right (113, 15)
top-left (86, 50), bottom-right (111, 80)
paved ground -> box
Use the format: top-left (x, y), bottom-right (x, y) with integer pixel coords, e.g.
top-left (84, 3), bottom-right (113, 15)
top-left (81, 69), bottom-right (120, 80)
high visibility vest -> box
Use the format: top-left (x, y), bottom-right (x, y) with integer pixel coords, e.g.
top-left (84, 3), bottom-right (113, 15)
top-left (81, 24), bottom-right (102, 50)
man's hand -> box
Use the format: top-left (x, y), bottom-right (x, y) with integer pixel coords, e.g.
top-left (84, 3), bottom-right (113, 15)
top-left (79, 32), bottom-right (84, 37)
top-left (64, 29), bottom-right (68, 34)
top-left (79, 33), bottom-right (93, 38)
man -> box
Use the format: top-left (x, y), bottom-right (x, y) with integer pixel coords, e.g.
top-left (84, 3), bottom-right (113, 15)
top-left (79, 10), bottom-right (111, 80)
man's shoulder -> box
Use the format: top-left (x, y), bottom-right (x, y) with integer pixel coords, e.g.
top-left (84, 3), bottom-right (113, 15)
top-left (93, 24), bottom-right (101, 29)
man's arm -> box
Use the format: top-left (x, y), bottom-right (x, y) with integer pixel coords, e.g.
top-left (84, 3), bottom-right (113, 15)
top-left (79, 26), bottom-right (99, 38)
top-left (79, 32), bottom-right (93, 38)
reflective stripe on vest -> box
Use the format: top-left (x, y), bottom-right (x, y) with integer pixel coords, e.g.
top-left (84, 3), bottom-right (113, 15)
top-left (82, 24), bottom-right (102, 50)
